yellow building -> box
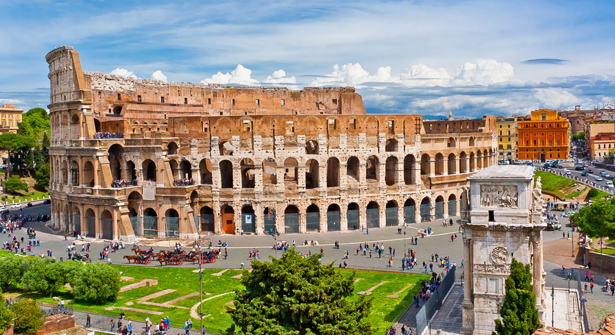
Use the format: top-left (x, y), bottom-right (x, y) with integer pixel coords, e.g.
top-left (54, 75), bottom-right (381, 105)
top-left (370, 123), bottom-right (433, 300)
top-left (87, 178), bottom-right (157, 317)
top-left (517, 109), bottom-right (570, 162)
top-left (589, 133), bottom-right (615, 160)
top-left (585, 121), bottom-right (615, 160)
top-left (496, 116), bottom-right (521, 162)
top-left (0, 104), bottom-right (23, 134)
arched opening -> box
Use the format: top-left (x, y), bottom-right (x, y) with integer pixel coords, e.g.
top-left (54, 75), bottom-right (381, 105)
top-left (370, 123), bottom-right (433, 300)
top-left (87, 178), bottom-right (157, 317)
top-left (448, 153), bottom-right (456, 175)
top-left (469, 152), bottom-right (476, 171)
top-left (221, 205), bottom-right (235, 234)
top-left (435, 153), bottom-right (444, 176)
top-left (284, 158), bottom-right (298, 184)
top-left (85, 208), bottom-right (96, 238)
top-left (469, 137), bottom-right (475, 146)
top-left (219, 160), bottom-right (233, 188)
top-left (448, 194), bottom-right (457, 217)
top-left (262, 158), bottom-right (277, 185)
top-left (113, 106), bottom-right (122, 116)
top-left (165, 208), bottom-right (180, 237)
top-left (190, 190), bottom-right (199, 207)
top-left (306, 204), bottom-right (320, 232)
top-left (284, 205), bottom-right (299, 233)
top-left (347, 203), bottom-right (360, 230)
top-left (108, 144), bottom-right (123, 181)
top-left (241, 158), bottom-right (255, 188)
top-left (435, 196), bottom-right (445, 219)
top-left (167, 142), bottom-right (178, 155)
top-left (326, 157), bottom-right (340, 187)
top-left (404, 198), bottom-right (416, 224)
top-left (71, 114), bottom-right (79, 124)
top-left (404, 155), bottom-right (416, 185)
top-left (241, 205), bottom-right (256, 233)
top-left (101, 210), bottom-right (113, 240)
top-left (366, 201), bottom-right (380, 228)
top-left (126, 161), bottom-right (136, 181)
top-left (459, 152), bottom-right (468, 173)
top-left (483, 149), bottom-right (489, 168)
top-left (420, 197), bottom-right (431, 222)
top-left (385, 156), bottom-right (398, 186)
top-left (169, 160), bottom-right (179, 180)
top-left (220, 141), bottom-right (234, 155)
top-left (72, 207), bottom-right (81, 234)
top-left (385, 200), bottom-right (398, 226)
top-left (200, 206), bottom-right (214, 232)
top-left (385, 138), bottom-right (398, 152)
top-left (180, 160), bottom-right (192, 180)
top-left (447, 137), bottom-right (456, 148)
top-left (327, 204), bottom-right (341, 231)
top-left (143, 160), bottom-right (157, 182)
top-left (306, 159), bottom-right (319, 189)
top-left (306, 140), bottom-right (318, 155)
top-left (476, 151), bottom-right (483, 169)
top-left (263, 207), bottom-right (276, 234)
top-left (347, 157), bottom-right (360, 184)
top-left (128, 191), bottom-right (142, 236)
top-left (94, 119), bottom-right (101, 133)
top-left (71, 161), bottom-right (79, 186)
top-left (421, 154), bottom-right (430, 176)
top-left (62, 161), bottom-right (68, 185)
top-left (366, 156), bottom-right (379, 181)
top-left (143, 208), bottom-right (158, 237)
top-left (199, 159), bottom-right (213, 185)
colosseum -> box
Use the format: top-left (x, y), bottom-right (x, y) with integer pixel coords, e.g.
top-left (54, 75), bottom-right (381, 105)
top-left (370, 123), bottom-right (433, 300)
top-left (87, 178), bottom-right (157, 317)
top-left (46, 46), bottom-right (497, 242)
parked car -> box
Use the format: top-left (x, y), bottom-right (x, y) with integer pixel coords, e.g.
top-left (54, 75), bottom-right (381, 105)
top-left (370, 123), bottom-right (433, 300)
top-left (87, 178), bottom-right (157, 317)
top-left (581, 171), bottom-right (588, 176)
top-left (595, 176), bottom-right (603, 181)
top-left (10, 203), bottom-right (20, 209)
top-left (607, 181), bottom-right (614, 188)
top-left (27, 202), bottom-right (32, 207)
top-left (547, 221), bottom-right (562, 231)
top-left (43, 199), bottom-right (51, 204)
top-left (588, 169), bottom-right (593, 173)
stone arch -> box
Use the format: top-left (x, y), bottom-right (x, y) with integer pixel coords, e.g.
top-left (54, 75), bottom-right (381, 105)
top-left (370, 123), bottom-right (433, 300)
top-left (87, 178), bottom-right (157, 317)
top-left (448, 193), bottom-right (457, 217)
top-left (72, 206), bottom-right (81, 234)
top-left (190, 190), bottom-right (199, 206)
top-left (385, 200), bottom-right (398, 226)
top-left (306, 204), bottom-right (320, 232)
top-left (327, 204), bottom-right (341, 231)
top-left (347, 202), bottom-right (360, 230)
top-left (200, 206), bottom-right (214, 232)
top-left (366, 155), bottom-right (379, 181)
top-left (169, 159), bottom-right (179, 180)
top-left (143, 159), bottom-right (157, 181)
top-left (219, 160), bottom-right (233, 188)
top-left (167, 142), bottom-right (178, 155)
top-left (262, 158), bottom-right (277, 185)
top-left (469, 152), bottom-right (476, 171)
top-left (404, 154), bottom-right (416, 185)
top-left (476, 151), bottom-right (483, 169)
top-left (385, 156), bottom-right (398, 186)
top-left (459, 151), bottom-right (468, 173)
top-left (385, 138), bottom-right (398, 152)
top-left (284, 158), bottom-right (298, 183)
top-left (435, 195), bottom-right (445, 219)
top-left (347, 156), bottom-right (360, 183)
top-left (70, 160), bottom-right (79, 186)
top-left (62, 160), bottom-right (68, 185)
top-left (326, 157), bottom-right (340, 187)
top-left (101, 209), bottom-right (113, 240)
top-left (108, 144), bottom-right (123, 180)
top-left (199, 159), bottom-right (213, 185)
top-left (435, 153), bottom-right (444, 176)
top-left (403, 198), bottom-right (416, 224)
top-left (263, 207), bottom-right (276, 234)
top-left (306, 140), bottom-right (319, 155)
top-left (221, 205), bottom-right (235, 234)
top-left (165, 208), bottom-right (180, 237)
top-left (420, 196), bottom-right (431, 222)
top-left (469, 137), bottom-right (475, 146)
top-left (241, 158), bottom-right (255, 188)
top-left (483, 149), bottom-right (489, 168)
top-left (94, 118), bottom-right (101, 133)
top-left (306, 159), bottom-right (319, 189)
top-left (448, 153), bottom-right (456, 174)
top-left (180, 160), bottom-right (192, 180)
top-left (126, 160), bottom-right (136, 181)
top-left (85, 208), bottom-right (96, 238)
top-left (421, 154), bottom-right (430, 176)
top-left (241, 205), bottom-right (256, 233)
top-left (366, 201), bottom-right (380, 228)
top-left (71, 113), bottom-right (79, 124)
top-left (219, 141), bottom-right (234, 156)
top-left (284, 205), bottom-right (299, 233)
top-left (447, 137), bottom-right (456, 148)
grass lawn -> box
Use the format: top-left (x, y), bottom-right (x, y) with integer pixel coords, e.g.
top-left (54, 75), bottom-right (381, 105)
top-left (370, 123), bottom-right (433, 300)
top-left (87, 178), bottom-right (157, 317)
top-left (1, 190), bottom-right (49, 203)
top-left (588, 188), bottom-right (611, 201)
top-left (595, 248), bottom-right (615, 256)
top-left (2, 252), bottom-right (430, 334)
top-left (534, 171), bottom-right (576, 199)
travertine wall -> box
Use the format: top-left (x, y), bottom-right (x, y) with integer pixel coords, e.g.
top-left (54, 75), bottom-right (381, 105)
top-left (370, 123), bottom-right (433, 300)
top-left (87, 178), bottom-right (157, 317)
top-left (46, 46), bottom-right (498, 241)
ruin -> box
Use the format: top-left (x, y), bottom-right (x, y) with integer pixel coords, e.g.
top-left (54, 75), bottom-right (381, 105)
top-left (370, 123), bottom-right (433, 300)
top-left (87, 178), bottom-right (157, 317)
top-left (47, 46), bottom-right (497, 241)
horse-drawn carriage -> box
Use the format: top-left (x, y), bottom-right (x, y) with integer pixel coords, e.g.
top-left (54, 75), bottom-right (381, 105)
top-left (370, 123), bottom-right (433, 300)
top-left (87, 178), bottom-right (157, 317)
top-left (71, 253), bottom-right (89, 261)
top-left (124, 254), bottom-right (153, 264)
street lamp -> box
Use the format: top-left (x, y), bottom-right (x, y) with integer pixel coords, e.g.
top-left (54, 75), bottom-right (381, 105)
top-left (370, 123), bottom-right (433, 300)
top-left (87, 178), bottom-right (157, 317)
top-left (600, 237), bottom-right (604, 273)
top-left (403, 221), bottom-right (407, 258)
top-left (571, 229), bottom-right (574, 258)
top-left (197, 240), bottom-right (205, 335)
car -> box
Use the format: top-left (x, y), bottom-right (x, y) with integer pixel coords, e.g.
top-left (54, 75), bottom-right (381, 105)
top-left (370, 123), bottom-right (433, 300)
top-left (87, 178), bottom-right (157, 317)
top-left (565, 211), bottom-right (575, 216)
top-left (43, 199), bottom-right (51, 204)
top-left (607, 181), bottom-right (614, 188)
top-left (9, 203), bottom-right (20, 209)
top-left (581, 171), bottom-right (588, 176)
top-left (588, 169), bottom-right (593, 173)
top-left (595, 176), bottom-right (603, 181)
top-left (566, 170), bottom-right (571, 175)
top-left (600, 171), bottom-right (608, 176)
top-left (547, 222), bottom-right (562, 231)
top-left (575, 165), bottom-right (584, 171)
top-left (27, 202), bottom-right (32, 207)
top-left (604, 173), bottom-right (610, 178)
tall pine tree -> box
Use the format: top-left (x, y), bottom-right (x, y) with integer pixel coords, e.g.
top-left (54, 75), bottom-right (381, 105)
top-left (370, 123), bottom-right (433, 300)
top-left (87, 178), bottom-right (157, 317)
top-left (493, 258), bottom-right (541, 335)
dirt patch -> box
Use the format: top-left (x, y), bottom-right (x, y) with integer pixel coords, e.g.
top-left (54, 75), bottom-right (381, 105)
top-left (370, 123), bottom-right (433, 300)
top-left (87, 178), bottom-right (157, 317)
top-left (138, 289), bottom-right (176, 302)
top-left (119, 279), bottom-right (158, 293)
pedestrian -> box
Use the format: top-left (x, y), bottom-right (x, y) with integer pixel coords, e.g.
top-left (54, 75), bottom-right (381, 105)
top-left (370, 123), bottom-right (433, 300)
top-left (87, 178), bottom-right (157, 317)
top-left (413, 295), bottom-right (420, 308)
top-left (590, 282), bottom-right (594, 293)
top-left (590, 274), bottom-right (594, 282)
top-left (585, 271), bottom-right (590, 281)
top-left (110, 319), bottom-right (115, 332)
top-left (451, 234), bottom-right (454, 242)
top-left (86, 314), bottom-right (91, 328)
top-left (588, 261), bottom-right (592, 270)
top-left (366, 228), bottom-right (369, 235)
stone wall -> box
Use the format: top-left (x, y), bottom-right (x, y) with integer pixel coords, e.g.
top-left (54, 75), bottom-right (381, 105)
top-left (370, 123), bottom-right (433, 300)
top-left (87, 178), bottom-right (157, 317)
top-left (36, 314), bottom-right (75, 335)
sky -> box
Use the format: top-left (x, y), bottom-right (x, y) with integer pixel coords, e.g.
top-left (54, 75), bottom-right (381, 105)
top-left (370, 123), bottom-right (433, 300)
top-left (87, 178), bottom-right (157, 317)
top-left (1, 0), bottom-right (615, 119)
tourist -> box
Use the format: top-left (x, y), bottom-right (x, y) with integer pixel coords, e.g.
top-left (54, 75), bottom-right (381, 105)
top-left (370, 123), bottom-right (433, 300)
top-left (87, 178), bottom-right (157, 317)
top-left (111, 319), bottom-right (115, 332)
top-left (86, 314), bottom-right (91, 328)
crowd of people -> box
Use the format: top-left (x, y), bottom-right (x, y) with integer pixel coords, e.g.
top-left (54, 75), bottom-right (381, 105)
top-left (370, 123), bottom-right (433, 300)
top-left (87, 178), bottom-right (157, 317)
top-left (173, 179), bottom-right (195, 186)
top-left (111, 179), bottom-right (138, 188)
top-left (95, 132), bottom-right (123, 139)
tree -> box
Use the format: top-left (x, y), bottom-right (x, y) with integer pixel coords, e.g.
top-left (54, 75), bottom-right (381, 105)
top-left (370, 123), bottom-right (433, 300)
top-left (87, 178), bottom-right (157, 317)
top-left (35, 163), bottom-right (50, 189)
top-left (70, 263), bottom-right (120, 303)
top-left (0, 294), bottom-right (14, 333)
top-left (5, 175), bottom-right (28, 194)
top-left (0, 133), bottom-right (35, 177)
top-left (493, 258), bottom-right (541, 335)
top-left (20, 258), bottom-right (65, 297)
top-left (19, 108), bottom-right (50, 143)
top-left (229, 248), bottom-right (373, 334)
top-left (0, 256), bottom-right (24, 289)
top-left (62, 260), bottom-right (84, 285)
top-left (570, 198), bottom-right (615, 240)
top-left (10, 298), bottom-right (44, 335)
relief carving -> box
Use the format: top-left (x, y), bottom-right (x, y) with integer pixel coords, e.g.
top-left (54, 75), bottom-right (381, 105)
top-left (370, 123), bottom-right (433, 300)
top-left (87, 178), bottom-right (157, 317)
top-left (473, 263), bottom-right (510, 274)
top-left (490, 246), bottom-right (509, 265)
top-left (480, 185), bottom-right (518, 208)
top-left (532, 176), bottom-right (545, 212)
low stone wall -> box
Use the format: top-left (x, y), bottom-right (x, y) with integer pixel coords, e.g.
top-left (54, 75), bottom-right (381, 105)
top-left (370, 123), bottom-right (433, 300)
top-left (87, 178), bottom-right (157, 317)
top-left (36, 314), bottom-right (75, 335)
top-left (583, 249), bottom-right (615, 273)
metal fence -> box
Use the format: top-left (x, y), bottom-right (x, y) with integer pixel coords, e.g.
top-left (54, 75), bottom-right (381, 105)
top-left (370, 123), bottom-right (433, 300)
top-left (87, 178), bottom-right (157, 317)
top-left (165, 217), bottom-right (179, 238)
top-left (448, 199), bottom-right (457, 217)
top-left (101, 218), bottom-right (113, 240)
top-left (306, 212), bottom-right (320, 232)
top-left (420, 204), bottom-right (431, 222)
top-left (242, 213), bottom-right (255, 233)
top-left (347, 209), bottom-right (360, 230)
top-left (385, 207), bottom-right (398, 226)
top-left (74, 214), bottom-right (81, 233)
top-left (285, 213), bottom-right (299, 233)
top-left (130, 216), bottom-right (142, 236)
top-left (87, 216), bottom-right (96, 237)
top-left (404, 205), bottom-right (415, 224)
top-left (327, 211), bottom-right (340, 231)
top-left (366, 208), bottom-right (379, 228)
top-left (143, 215), bottom-right (158, 237)
top-left (415, 266), bottom-right (457, 335)
top-left (264, 214), bottom-right (276, 233)
top-left (435, 201), bottom-right (444, 219)
top-left (201, 213), bottom-right (215, 232)
top-left (576, 271), bottom-right (591, 332)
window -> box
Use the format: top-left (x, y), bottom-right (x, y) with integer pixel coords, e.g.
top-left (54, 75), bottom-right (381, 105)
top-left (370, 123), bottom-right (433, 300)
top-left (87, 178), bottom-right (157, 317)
top-left (508, 137), bottom-right (511, 142)
top-left (207, 98), bottom-right (211, 105)
top-left (507, 144), bottom-right (511, 149)
top-left (533, 140), bottom-right (537, 146)
top-left (525, 133), bottom-right (528, 137)
top-left (161, 96), bottom-right (165, 103)
top-left (542, 113), bottom-right (546, 120)
top-left (231, 99), bottom-right (235, 106)
top-left (507, 130), bottom-right (510, 135)
top-left (184, 98), bottom-right (188, 104)
top-left (556, 133), bottom-right (560, 136)
top-left (541, 140), bottom-right (545, 145)
top-left (499, 144), bottom-right (503, 149)
top-left (489, 210), bottom-right (495, 222)
top-left (138, 95), bottom-right (142, 102)
top-left (599, 144), bottom-right (601, 149)
top-left (508, 125), bottom-right (510, 128)
top-left (526, 140), bottom-right (529, 146)
top-left (557, 140), bottom-right (560, 145)
top-left (255, 99), bottom-right (259, 106)
top-left (117, 93), bottom-right (121, 100)
top-left (499, 131), bottom-right (502, 136)
top-left (499, 138), bottom-right (502, 142)
top-left (549, 140), bottom-right (552, 146)
top-left (534, 133), bottom-right (537, 137)
top-left (549, 133), bottom-right (552, 136)
top-left (219, 112), bottom-right (223, 116)
top-left (281, 99), bottom-right (285, 106)
top-left (332, 99), bottom-right (337, 104)
top-left (499, 125), bottom-right (502, 128)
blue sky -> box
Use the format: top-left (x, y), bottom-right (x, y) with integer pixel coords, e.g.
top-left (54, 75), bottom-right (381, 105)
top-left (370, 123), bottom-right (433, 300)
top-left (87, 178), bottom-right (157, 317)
top-left (1, 0), bottom-right (615, 118)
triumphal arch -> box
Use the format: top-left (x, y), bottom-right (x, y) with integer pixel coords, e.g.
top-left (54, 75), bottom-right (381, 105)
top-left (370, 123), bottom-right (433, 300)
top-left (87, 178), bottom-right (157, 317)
top-left (46, 46), bottom-right (497, 242)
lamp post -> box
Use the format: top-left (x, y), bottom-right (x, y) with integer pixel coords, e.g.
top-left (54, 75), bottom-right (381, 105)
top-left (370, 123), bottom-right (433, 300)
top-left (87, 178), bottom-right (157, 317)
top-left (403, 221), bottom-right (407, 258)
top-left (571, 229), bottom-right (575, 258)
top-left (198, 241), bottom-right (204, 335)
top-left (600, 237), bottom-right (604, 273)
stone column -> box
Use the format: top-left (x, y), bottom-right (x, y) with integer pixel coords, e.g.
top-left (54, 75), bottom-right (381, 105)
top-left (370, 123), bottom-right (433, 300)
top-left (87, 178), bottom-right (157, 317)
top-left (320, 206), bottom-right (327, 232)
top-left (360, 204), bottom-right (367, 229)
top-left (95, 207), bottom-right (102, 239)
top-left (340, 162), bottom-right (348, 190)
top-left (93, 159), bottom-right (100, 187)
top-left (192, 168), bottom-right (201, 184)
top-left (532, 232), bottom-right (545, 320)
top-left (461, 236), bottom-right (474, 335)
top-left (378, 162), bottom-right (386, 190)
top-left (397, 160), bottom-right (404, 190)
top-left (298, 167), bottom-right (306, 190)
top-left (233, 165), bottom-right (241, 191)
top-left (136, 168), bottom-right (143, 186)
top-left (212, 166), bottom-right (221, 189)
top-left (430, 199), bottom-right (436, 222)
top-left (442, 158), bottom-right (449, 175)
top-left (340, 204), bottom-right (348, 231)
top-left (415, 204), bottom-right (422, 223)
top-left (379, 204), bottom-right (386, 228)
top-left (359, 160), bottom-right (367, 188)
top-left (443, 200), bottom-right (449, 218)
top-left (213, 201), bottom-right (222, 234)
top-left (234, 209), bottom-right (242, 235)
top-left (429, 159), bottom-right (436, 177)
top-left (414, 161), bottom-right (422, 188)
top-left (397, 205), bottom-right (404, 226)
top-left (299, 211), bottom-right (306, 233)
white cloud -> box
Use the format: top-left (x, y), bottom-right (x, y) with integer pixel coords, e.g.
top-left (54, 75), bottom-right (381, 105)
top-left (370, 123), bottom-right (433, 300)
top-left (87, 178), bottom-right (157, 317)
top-left (263, 69), bottom-right (296, 84)
top-left (151, 70), bottom-right (167, 83)
top-left (453, 59), bottom-right (514, 85)
top-left (310, 63), bottom-right (394, 87)
top-left (399, 64), bottom-right (451, 87)
top-left (0, 99), bottom-right (24, 105)
top-left (533, 88), bottom-right (579, 108)
top-left (202, 64), bottom-right (259, 85)
top-left (110, 68), bottom-right (137, 79)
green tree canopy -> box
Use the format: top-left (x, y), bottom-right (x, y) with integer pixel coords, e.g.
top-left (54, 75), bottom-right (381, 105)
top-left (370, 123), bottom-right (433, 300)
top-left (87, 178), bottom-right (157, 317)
top-left (570, 198), bottom-right (615, 240)
top-left (10, 298), bottom-right (45, 335)
top-left (5, 175), bottom-right (28, 194)
top-left (35, 162), bottom-right (50, 189)
top-left (19, 108), bottom-right (50, 142)
top-left (20, 258), bottom-right (65, 297)
top-left (494, 258), bottom-right (541, 335)
top-left (70, 263), bottom-right (120, 304)
top-left (0, 256), bottom-right (24, 289)
top-left (0, 133), bottom-right (34, 153)
top-left (229, 248), bottom-right (373, 335)
top-left (0, 294), bottom-right (14, 333)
